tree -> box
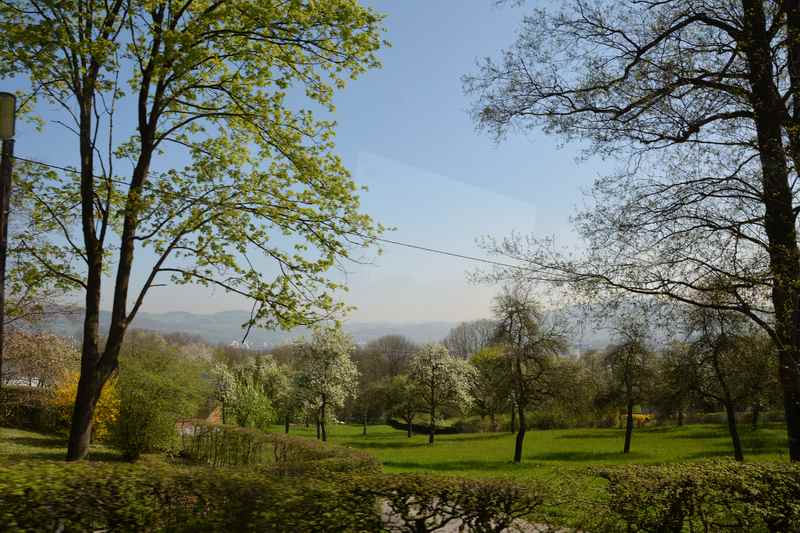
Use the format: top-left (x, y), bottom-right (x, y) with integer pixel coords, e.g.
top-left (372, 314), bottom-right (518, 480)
top-left (361, 335), bottom-right (418, 378)
top-left (408, 343), bottom-right (473, 444)
top-left (294, 327), bottom-right (359, 442)
top-left (383, 374), bottom-right (422, 437)
top-left (112, 331), bottom-right (210, 460)
top-left (211, 355), bottom-right (281, 431)
top-left (602, 326), bottom-right (655, 454)
top-left (443, 319), bottom-right (497, 359)
top-left (682, 304), bottom-right (775, 461)
top-left (3, 330), bottom-right (79, 388)
top-left (469, 346), bottom-right (511, 431)
top-left (465, 0), bottom-right (800, 461)
top-left (0, 0), bottom-right (384, 460)
top-left (492, 286), bottom-right (567, 463)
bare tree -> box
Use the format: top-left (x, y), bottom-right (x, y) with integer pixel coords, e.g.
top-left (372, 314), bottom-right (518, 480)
top-left (602, 324), bottom-right (655, 454)
top-left (362, 335), bottom-right (418, 378)
top-left (443, 319), bottom-right (497, 359)
top-left (492, 285), bottom-right (567, 463)
top-left (465, 0), bottom-right (800, 461)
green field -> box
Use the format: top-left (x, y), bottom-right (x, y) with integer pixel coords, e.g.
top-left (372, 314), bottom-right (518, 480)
top-left (281, 422), bottom-right (789, 483)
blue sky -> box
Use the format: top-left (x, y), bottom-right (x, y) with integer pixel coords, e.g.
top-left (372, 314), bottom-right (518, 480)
top-left (14, 1), bottom-right (610, 323)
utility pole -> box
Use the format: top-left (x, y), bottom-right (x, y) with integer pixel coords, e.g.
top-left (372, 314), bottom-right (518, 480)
top-left (0, 92), bottom-right (16, 390)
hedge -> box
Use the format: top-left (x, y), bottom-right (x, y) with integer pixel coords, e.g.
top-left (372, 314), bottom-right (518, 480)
top-left (589, 461), bottom-right (800, 532)
top-left (0, 460), bottom-right (383, 532)
top-left (0, 461), bottom-right (556, 531)
top-left (179, 421), bottom-right (381, 476)
top-left (0, 386), bottom-right (57, 433)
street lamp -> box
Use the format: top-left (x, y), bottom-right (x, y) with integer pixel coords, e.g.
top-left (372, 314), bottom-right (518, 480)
top-left (0, 92), bottom-right (15, 390)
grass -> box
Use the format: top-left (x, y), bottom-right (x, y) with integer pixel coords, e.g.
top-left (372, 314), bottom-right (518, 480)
top-left (279, 422), bottom-right (789, 484)
top-left (0, 423), bottom-right (791, 528)
top-left (0, 426), bottom-right (122, 462)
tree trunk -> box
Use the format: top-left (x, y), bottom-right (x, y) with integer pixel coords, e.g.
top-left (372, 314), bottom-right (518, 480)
top-left (623, 399), bottom-right (634, 454)
top-left (510, 404), bottom-right (516, 433)
top-left (406, 418), bottom-right (413, 438)
top-left (320, 402), bottom-right (327, 442)
top-left (490, 411), bottom-right (498, 432)
top-left (362, 411), bottom-right (367, 436)
top-left (315, 414), bottom-right (321, 440)
top-left (751, 402), bottom-right (761, 430)
top-left (677, 408), bottom-right (684, 427)
top-left (513, 402), bottom-right (526, 463)
top-left (284, 414), bottom-right (290, 434)
top-left (742, 0), bottom-right (800, 462)
top-left (724, 401), bottom-right (744, 462)
top-left (428, 407), bottom-right (435, 444)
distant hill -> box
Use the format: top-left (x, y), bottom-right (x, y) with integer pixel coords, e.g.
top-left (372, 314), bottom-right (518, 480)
top-left (43, 310), bottom-right (460, 348)
top-left (42, 308), bottom-right (613, 351)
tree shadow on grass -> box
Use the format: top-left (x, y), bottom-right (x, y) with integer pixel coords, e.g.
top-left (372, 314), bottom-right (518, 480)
top-left (384, 459), bottom-right (516, 472)
top-left (345, 440), bottom-right (430, 450)
top-left (557, 431), bottom-right (620, 440)
top-left (528, 450), bottom-right (649, 462)
top-left (3, 435), bottom-right (123, 462)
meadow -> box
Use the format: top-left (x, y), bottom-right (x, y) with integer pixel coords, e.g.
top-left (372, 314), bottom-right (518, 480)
top-left (282, 422), bottom-right (789, 482)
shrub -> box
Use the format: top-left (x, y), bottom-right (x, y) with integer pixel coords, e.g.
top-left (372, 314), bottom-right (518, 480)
top-left (359, 474), bottom-right (551, 533)
top-left (0, 386), bottom-right (56, 432)
top-left (52, 372), bottom-right (119, 440)
top-left (0, 460), bottom-right (382, 532)
top-left (111, 336), bottom-right (211, 460)
top-left (180, 422), bottom-right (272, 467)
top-left (589, 461), bottom-right (800, 532)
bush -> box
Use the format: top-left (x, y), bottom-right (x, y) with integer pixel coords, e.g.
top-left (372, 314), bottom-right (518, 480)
top-left (180, 422), bottom-right (272, 467)
top-left (359, 474), bottom-right (552, 532)
top-left (589, 461), bottom-right (800, 532)
top-left (52, 372), bottom-right (119, 440)
top-left (180, 422), bottom-right (381, 476)
top-left (111, 335), bottom-right (211, 460)
top-left (0, 386), bottom-right (57, 432)
top-left (0, 460), bottom-right (383, 532)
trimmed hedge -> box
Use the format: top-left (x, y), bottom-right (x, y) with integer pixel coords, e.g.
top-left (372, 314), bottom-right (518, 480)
top-left (0, 460), bottom-right (383, 532)
top-left (361, 474), bottom-right (552, 533)
top-left (589, 461), bottom-right (800, 532)
top-left (179, 422), bottom-right (381, 476)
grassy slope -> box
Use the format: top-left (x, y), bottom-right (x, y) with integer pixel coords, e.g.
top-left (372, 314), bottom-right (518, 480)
top-left (280, 422), bottom-right (789, 483)
top-left (0, 427), bottom-right (122, 462)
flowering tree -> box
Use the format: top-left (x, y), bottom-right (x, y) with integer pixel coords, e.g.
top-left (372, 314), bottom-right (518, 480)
top-left (408, 343), bottom-right (474, 444)
top-left (0, 0), bottom-right (385, 460)
top-left (294, 327), bottom-right (359, 442)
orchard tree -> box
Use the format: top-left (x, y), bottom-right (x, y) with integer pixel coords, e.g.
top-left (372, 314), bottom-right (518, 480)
top-left (602, 325), bottom-right (655, 454)
top-left (492, 286), bottom-right (567, 463)
top-left (0, 0), bottom-right (385, 459)
top-left (294, 327), bottom-right (359, 442)
top-left (683, 302), bottom-right (777, 461)
top-left (465, 0), bottom-right (800, 461)
top-left (469, 346), bottom-right (511, 431)
top-left (384, 374), bottom-right (422, 437)
top-left (408, 343), bottom-right (474, 444)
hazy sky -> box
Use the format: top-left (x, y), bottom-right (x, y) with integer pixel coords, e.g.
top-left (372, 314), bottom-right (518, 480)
top-left (14, 1), bottom-right (612, 323)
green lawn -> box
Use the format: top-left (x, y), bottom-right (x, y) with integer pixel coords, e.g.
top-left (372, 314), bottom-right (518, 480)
top-left (281, 422), bottom-right (789, 483)
top-left (0, 426), bottom-right (122, 462)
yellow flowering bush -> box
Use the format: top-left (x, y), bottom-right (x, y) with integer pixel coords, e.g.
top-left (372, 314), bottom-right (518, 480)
top-left (52, 371), bottom-right (119, 441)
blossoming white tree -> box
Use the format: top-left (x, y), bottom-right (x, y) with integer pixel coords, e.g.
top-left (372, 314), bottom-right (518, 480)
top-left (294, 327), bottom-right (359, 442)
top-left (408, 343), bottom-right (474, 444)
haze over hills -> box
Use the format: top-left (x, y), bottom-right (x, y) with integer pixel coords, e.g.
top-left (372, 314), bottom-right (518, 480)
top-left (43, 309), bottom-right (462, 347)
top-left (41, 308), bottom-right (612, 351)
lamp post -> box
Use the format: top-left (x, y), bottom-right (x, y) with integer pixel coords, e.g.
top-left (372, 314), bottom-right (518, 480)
top-left (0, 92), bottom-right (15, 390)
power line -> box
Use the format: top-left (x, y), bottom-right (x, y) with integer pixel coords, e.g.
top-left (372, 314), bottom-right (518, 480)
top-left (11, 153), bottom-right (528, 271)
